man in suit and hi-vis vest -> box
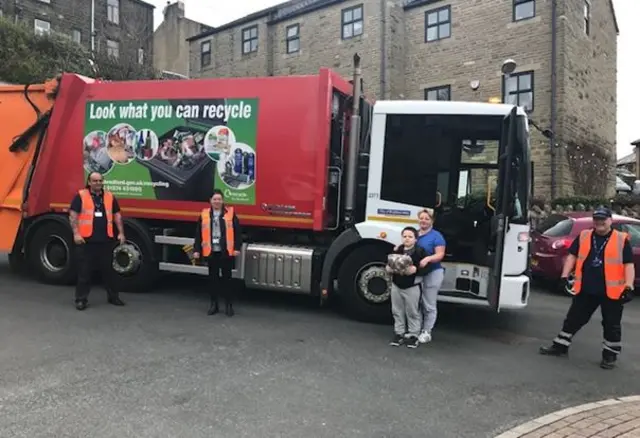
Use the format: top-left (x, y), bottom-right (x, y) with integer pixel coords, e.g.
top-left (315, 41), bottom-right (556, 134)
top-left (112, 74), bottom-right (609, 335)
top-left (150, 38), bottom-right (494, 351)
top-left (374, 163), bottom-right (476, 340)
top-left (68, 172), bottom-right (127, 310)
top-left (539, 206), bottom-right (635, 369)
top-left (193, 189), bottom-right (242, 316)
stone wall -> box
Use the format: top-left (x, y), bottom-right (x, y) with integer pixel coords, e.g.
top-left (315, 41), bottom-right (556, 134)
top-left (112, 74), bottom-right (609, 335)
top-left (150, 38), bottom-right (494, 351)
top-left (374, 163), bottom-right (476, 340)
top-left (186, 0), bottom-right (618, 198)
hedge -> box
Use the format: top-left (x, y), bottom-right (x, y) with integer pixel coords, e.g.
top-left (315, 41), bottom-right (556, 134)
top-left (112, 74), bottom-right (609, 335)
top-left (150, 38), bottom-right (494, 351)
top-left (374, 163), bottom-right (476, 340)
top-left (0, 17), bottom-right (156, 84)
top-left (532, 194), bottom-right (640, 209)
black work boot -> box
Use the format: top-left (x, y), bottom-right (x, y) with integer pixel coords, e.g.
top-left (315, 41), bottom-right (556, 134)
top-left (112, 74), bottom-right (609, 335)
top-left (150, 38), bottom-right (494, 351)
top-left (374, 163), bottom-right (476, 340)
top-left (225, 301), bottom-right (234, 317)
top-left (207, 300), bottom-right (219, 316)
top-left (539, 343), bottom-right (568, 357)
top-left (108, 297), bottom-right (125, 306)
top-left (600, 355), bottom-right (617, 370)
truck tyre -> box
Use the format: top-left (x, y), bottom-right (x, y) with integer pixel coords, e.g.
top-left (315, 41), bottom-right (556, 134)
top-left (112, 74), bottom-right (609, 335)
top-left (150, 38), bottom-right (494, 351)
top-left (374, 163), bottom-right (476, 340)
top-left (110, 224), bottom-right (157, 293)
top-left (8, 251), bottom-right (26, 275)
top-left (27, 221), bottom-right (77, 285)
top-left (337, 244), bottom-right (393, 324)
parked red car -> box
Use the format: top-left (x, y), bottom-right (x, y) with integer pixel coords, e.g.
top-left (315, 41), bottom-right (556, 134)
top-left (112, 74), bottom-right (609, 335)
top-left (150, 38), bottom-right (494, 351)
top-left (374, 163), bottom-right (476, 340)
top-left (530, 212), bottom-right (640, 294)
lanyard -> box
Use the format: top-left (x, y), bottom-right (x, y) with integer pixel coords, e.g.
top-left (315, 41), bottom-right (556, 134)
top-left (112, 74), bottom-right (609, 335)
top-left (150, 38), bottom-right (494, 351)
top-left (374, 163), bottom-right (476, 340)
top-left (591, 233), bottom-right (610, 261)
top-left (91, 193), bottom-right (103, 210)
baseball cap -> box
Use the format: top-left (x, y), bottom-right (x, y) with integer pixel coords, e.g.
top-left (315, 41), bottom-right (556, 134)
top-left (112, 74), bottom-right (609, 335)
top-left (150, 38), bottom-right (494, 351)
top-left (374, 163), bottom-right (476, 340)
top-left (592, 207), bottom-right (612, 220)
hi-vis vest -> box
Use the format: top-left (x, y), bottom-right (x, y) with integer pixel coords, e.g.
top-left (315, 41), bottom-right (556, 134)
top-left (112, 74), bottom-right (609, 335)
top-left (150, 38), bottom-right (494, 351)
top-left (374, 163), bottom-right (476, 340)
top-left (574, 229), bottom-right (628, 300)
top-left (200, 207), bottom-right (235, 257)
top-left (77, 189), bottom-right (114, 238)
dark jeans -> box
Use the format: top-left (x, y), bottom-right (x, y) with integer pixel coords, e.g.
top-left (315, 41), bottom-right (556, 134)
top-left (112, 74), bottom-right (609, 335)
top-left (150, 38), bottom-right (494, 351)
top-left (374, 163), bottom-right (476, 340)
top-left (207, 252), bottom-right (233, 305)
top-left (75, 241), bottom-right (119, 303)
top-left (553, 292), bottom-right (624, 360)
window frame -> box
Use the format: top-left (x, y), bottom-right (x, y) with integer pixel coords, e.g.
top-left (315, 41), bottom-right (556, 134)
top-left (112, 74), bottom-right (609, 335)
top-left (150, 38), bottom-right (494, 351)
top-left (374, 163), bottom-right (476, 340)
top-left (341, 4), bottom-right (364, 40)
top-left (285, 24), bottom-right (300, 54)
top-left (583, 0), bottom-right (591, 36)
top-left (107, 0), bottom-right (120, 25)
top-left (137, 48), bottom-right (144, 65)
top-left (106, 39), bottom-right (119, 59)
top-left (424, 5), bottom-right (451, 43)
top-left (72, 29), bottom-right (81, 44)
top-left (502, 71), bottom-right (534, 113)
top-left (513, 0), bottom-right (535, 22)
top-left (241, 25), bottom-right (259, 55)
top-left (424, 85), bottom-right (451, 101)
top-left (34, 19), bottom-right (51, 36)
top-left (201, 41), bottom-right (212, 67)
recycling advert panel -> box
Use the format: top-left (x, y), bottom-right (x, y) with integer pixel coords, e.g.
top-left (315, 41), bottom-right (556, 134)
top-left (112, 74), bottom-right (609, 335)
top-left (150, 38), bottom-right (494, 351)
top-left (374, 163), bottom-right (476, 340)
top-left (83, 98), bottom-right (258, 205)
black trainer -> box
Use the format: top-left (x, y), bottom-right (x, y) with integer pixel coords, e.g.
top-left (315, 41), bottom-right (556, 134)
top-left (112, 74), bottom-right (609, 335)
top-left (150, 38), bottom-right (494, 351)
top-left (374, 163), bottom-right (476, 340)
top-left (108, 298), bottom-right (125, 306)
top-left (207, 303), bottom-right (219, 316)
top-left (406, 336), bottom-right (419, 349)
top-left (75, 301), bottom-right (87, 311)
top-left (389, 334), bottom-right (405, 347)
top-left (600, 357), bottom-right (617, 370)
top-left (539, 344), bottom-right (568, 357)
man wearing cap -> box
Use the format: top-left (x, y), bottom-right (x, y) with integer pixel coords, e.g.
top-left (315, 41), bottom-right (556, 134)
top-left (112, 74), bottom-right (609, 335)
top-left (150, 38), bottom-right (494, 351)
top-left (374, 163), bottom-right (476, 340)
top-left (539, 206), bottom-right (635, 369)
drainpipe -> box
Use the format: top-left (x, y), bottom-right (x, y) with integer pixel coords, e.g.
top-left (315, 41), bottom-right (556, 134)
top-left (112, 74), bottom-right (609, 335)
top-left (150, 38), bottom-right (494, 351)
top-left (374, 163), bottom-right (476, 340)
top-left (91, 0), bottom-right (96, 52)
top-left (550, 0), bottom-right (558, 199)
top-left (379, 0), bottom-right (387, 99)
top-left (344, 53), bottom-right (362, 225)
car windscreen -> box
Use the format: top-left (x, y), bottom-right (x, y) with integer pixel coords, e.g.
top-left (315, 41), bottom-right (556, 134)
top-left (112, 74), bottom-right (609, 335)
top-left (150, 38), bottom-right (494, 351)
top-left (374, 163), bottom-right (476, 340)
top-left (535, 214), bottom-right (573, 237)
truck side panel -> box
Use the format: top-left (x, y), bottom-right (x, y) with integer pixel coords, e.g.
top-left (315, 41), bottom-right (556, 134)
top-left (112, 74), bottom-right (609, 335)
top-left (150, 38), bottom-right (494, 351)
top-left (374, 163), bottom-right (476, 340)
top-left (31, 74), bottom-right (333, 231)
top-left (0, 84), bottom-right (55, 252)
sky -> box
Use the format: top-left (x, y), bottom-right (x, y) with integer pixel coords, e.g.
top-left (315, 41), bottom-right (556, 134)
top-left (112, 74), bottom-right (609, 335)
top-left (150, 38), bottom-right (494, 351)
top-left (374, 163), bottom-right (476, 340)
top-left (149, 0), bottom-right (639, 159)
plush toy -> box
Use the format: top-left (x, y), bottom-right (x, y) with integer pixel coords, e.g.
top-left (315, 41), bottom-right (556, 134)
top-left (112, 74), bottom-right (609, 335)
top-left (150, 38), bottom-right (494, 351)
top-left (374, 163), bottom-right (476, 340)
top-left (387, 253), bottom-right (413, 274)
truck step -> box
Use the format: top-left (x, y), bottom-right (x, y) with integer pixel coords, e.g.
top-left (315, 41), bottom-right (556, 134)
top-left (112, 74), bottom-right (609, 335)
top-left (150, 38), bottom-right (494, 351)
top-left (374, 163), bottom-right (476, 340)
top-left (155, 234), bottom-right (314, 294)
top-left (158, 262), bottom-right (243, 279)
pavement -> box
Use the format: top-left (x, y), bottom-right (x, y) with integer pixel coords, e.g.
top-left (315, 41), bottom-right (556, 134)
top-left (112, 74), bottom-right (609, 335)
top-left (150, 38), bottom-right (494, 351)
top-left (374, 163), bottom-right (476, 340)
top-left (496, 396), bottom-right (640, 438)
top-left (1, 255), bottom-right (640, 438)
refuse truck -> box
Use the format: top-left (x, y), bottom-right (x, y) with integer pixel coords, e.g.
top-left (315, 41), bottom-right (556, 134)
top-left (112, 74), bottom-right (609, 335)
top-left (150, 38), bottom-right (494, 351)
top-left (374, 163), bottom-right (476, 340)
top-left (0, 55), bottom-right (532, 322)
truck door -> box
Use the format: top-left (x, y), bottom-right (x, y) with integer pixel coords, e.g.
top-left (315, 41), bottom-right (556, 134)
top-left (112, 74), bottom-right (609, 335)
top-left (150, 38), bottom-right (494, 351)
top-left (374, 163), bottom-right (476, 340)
top-left (487, 106), bottom-right (518, 311)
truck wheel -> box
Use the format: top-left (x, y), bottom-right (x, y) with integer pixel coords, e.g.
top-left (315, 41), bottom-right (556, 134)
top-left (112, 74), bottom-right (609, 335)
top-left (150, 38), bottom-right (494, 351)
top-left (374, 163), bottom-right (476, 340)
top-left (8, 251), bottom-right (26, 275)
top-left (337, 244), bottom-right (393, 324)
top-left (110, 225), bottom-right (157, 293)
top-left (27, 221), bottom-right (77, 285)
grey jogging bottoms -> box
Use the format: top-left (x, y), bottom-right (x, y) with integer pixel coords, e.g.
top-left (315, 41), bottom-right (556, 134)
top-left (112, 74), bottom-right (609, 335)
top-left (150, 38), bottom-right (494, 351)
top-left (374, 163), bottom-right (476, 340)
top-left (391, 278), bottom-right (423, 337)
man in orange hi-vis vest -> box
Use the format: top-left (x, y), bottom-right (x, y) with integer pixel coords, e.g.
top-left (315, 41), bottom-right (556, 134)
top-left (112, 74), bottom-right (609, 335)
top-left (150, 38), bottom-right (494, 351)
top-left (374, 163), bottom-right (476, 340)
top-left (69, 172), bottom-right (126, 311)
top-left (539, 207), bottom-right (635, 369)
top-left (193, 189), bottom-right (242, 316)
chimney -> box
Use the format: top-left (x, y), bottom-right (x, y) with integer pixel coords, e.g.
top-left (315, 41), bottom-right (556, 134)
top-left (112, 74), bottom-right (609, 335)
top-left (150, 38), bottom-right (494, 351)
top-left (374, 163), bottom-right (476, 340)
top-left (163, 1), bottom-right (185, 19)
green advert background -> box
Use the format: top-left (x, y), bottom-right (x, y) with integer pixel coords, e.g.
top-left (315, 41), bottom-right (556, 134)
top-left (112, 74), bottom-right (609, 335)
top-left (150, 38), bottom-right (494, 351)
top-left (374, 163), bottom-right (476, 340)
top-left (83, 98), bottom-right (259, 205)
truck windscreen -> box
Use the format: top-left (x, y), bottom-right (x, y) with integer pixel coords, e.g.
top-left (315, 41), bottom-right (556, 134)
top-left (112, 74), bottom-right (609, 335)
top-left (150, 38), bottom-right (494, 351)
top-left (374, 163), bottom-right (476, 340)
top-left (380, 113), bottom-right (529, 221)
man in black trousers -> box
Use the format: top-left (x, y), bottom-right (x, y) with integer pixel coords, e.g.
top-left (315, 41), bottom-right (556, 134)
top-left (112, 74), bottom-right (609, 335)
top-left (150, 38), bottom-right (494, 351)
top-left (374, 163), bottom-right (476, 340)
top-left (68, 172), bottom-right (126, 310)
top-left (539, 207), bottom-right (635, 369)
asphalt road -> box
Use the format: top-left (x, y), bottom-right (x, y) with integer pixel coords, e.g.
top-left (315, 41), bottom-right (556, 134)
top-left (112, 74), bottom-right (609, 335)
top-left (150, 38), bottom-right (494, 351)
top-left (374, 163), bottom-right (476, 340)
top-left (1, 255), bottom-right (640, 438)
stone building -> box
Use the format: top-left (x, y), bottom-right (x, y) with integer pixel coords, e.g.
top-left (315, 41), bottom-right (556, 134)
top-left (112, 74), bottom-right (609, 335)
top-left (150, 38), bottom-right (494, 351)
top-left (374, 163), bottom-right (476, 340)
top-left (153, 1), bottom-right (211, 78)
top-left (186, 0), bottom-right (619, 198)
top-left (0, 0), bottom-right (154, 67)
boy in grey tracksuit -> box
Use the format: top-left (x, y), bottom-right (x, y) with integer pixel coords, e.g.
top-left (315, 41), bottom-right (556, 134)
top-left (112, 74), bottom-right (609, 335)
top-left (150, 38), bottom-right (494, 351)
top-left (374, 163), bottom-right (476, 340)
top-left (387, 227), bottom-right (428, 349)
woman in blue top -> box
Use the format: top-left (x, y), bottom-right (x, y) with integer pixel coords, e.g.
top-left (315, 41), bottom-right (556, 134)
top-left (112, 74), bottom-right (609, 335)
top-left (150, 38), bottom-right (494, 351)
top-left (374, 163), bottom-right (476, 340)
top-left (415, 209), bottom-right (446, 343)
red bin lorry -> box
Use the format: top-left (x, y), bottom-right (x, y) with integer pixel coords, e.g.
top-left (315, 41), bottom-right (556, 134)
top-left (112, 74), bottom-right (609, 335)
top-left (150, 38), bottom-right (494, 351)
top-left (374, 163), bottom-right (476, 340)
top-left (0, 56), bottom-right (532, 322)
